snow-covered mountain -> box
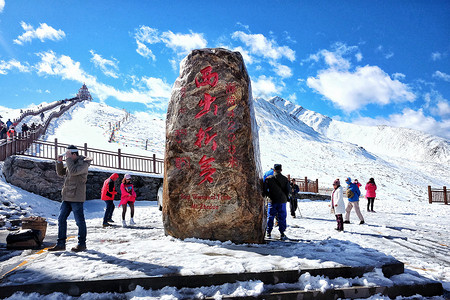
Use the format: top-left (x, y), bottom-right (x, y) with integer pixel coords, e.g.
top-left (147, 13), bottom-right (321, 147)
top-left (255, 96), bottom-right (450, 202)
top-left (6, 97), bottom-right (450, 203)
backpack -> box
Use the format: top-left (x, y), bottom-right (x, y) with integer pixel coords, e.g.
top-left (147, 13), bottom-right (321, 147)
top-left (346, 188), bottom-right (354, 199)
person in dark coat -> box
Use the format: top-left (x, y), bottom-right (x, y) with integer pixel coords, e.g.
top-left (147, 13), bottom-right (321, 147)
top-left (289, 178), bottom-right (300, 218)
top-left (21, 123), bottom-right (29, 133)
top-left (264, 164), bottom-right (291, 240)
top-left (0, 124), bottom-right (7, 140)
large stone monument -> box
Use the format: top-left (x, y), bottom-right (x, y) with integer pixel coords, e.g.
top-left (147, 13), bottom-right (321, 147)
top-left (163, 48), bottom-right (266, 244)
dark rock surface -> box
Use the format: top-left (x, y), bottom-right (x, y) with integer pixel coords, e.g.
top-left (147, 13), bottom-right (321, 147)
top-left (163, 48), bottom-right (266, 244)
top-left (2, 155), bottom-right (162, 202)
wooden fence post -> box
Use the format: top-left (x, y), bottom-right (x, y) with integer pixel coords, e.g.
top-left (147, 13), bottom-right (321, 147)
top-left (316, 179), bottom-right (319, 193)
top-left (84, 143), bottom-right (88, 157)
top-left (118, 149), bottom-right (122, 169)
top-left (428, 185), bottom-right (432, 204)
top-left (305, 177), bottom-right (308, 193)
top-left (54, 138), bottom-right (58, 160)
top-left (152, 154), bottom-right (156, 173)
top-left (444, 186), bottom-right (448, 205)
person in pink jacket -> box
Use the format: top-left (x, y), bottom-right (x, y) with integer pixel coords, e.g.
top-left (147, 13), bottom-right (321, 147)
top-left (365, 177), bottom-right (377, 212)
top-left (119, 174), bottom-right (136, 227)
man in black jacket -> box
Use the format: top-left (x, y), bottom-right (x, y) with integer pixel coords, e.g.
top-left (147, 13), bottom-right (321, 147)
top-left (264, 164), bottom-right (291, 240)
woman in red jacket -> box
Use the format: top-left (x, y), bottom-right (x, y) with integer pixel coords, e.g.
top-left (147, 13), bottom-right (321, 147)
top-left (365, 178), bottom-right (377, 212)
top-left (119, 174), bottom-right (136, 227)
top-left (101, 173), bottom-right (119, 227)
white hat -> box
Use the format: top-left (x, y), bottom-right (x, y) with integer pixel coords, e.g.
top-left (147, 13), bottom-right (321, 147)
top-left (124, 174), bottom-right (131, 179)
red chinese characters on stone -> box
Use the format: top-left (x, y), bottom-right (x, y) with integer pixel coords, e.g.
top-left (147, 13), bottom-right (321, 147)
top-left (225, 81), bottom-right (238, 168)
top-left (195, 93), bottom-right (218, 119)
top-left (198, 155), bottom-right (216, 185)
top-left (175, 157), bottom-right (190, 169)
top-left (175, 129), bottom-right (187, 144)
top-left (194, 127), bottom-right (218, 151)
top-left (225, 82), bottom-right (236, 94)
top-left (180, 87), bottom-right (186, 98)
top-left (194, 66), bottom-right (220, 185)
top-left (195, 66), bottom-right (218, 88)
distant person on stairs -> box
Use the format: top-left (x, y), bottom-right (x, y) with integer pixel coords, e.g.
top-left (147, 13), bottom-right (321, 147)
top-left (344, 177), bottom-right (364, 225)
top-left (6, 119), bottom-right (12, 129)
top-left (0, 124), bottom-right (7, 140)
top-left (119, 174), bottom-right (136, 227)
top-left (101, 173), bottom-right (119, 227)
top-left (49, 145), bottom-right (92, 252)
top-left (365, 178), bottom-right (377, 212)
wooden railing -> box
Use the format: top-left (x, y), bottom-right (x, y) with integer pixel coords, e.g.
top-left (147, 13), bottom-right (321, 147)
top-left (428, 186), bottom-right (448, 205)
top-left (13, 98), bottom-right (77, 125)
top-left (3, 138), bottom-right (164, 174)
top-left (288, 176), bottom-right (319, 193)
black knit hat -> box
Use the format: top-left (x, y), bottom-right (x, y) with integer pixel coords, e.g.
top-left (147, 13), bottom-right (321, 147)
top-left (274, 164), bottom-right (282, 171)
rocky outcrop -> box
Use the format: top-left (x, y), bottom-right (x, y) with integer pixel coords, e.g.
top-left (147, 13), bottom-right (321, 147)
top-left (163, 48), bottom-right (266, 244)
top-left (2, 156), bottom-right (162, 202)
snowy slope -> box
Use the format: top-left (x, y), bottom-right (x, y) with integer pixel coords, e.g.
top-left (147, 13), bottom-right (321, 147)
top-left (7, 97), bottom-right (448, 203)
top-left (267, 96), bottom-right (450, 164)
top-left (256, 97), bottom-right (450, 202)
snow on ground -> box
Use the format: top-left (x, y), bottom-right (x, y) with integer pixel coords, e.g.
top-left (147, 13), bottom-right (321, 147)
top-left (0, 193), bottom-right (448, 299)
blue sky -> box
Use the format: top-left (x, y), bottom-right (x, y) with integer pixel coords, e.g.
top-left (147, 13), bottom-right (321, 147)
top-left (0, 1), bottom-right (449, 139)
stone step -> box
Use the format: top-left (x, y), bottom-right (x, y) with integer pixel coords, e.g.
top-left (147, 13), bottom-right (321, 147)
top-left (211, 282), bottom-right (444, 299)
top-left (0, 262), bottom-right (405, 297)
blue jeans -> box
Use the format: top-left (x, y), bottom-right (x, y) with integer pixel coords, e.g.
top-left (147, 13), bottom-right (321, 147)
top-left (57, 201), bottom-right (86, 246)
top-left (103, 200), bottom-right (115, 224)
top-left (267, 202), bottom-right (287, 234)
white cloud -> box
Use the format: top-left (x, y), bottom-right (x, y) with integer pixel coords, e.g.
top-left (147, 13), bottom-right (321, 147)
top-left (376, 45), bottom-right (394, 59)
top-left (287, 93), bottom-right (297, 102)
top-left (355, 52), bottom-right (363, 62)
top-left (134, 26), bottom-right (207, 60)
top-left (251, 75), bottom-right (282, 98)
top-left (136, 41), bottom-right (156, 60)
top-left (0, 59), bottom-right (31, 74)
top-left (436, 100), bottom-right (450, 118)
top-left (392, 73), bottom-right (406, 80)
top-left (34, 51), bottom-right (170, 109)
top-left (14, 22), bottom-right (65, 45)
top-left (232, 46), bottom-right (255, 65)
top-left (425, 90), bottom-right (450, 118)
top-left (269, 62), bottom-right (292, 78)
top-left (307, 65), bottom-right (416, 111)
top-left (135, 26), bottom-right (160, 44)
top-left (160, 30), bottom-right (207, 55)
top-left (304, 42), bottom-right (358, 70)
top-left (433, 71), bottom-right (450, 82)
top-left (354, 108), bottom-right (450, 140)
top-left (232, 31), bottom-right (295, 62)
top-left (431, 52), bottom-right (442, 61)
top-left (0, 0), bottom-right (4, 13)
top-left (90, 50), bottom-right (119, 78)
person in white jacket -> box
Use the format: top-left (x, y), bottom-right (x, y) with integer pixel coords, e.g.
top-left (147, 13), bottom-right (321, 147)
top-left (330, 179), bottom-right (345, 231)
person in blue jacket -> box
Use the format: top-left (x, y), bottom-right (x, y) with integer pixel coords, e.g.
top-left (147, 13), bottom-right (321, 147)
top-left (343, 177), bottom-right (365, 225)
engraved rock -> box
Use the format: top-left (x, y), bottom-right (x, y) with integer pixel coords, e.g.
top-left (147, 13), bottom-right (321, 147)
top-left (163, 48), bottom-right (265, 244)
